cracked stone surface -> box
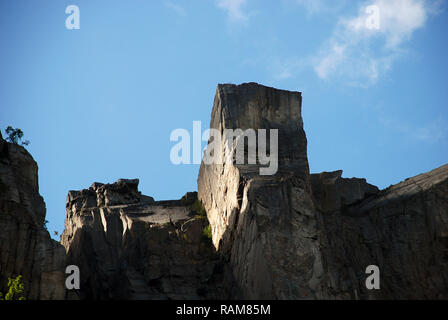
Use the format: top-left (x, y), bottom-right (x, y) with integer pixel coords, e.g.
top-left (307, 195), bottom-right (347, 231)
top-left (0, 132), bottom-right (66, 299)
top-left (198, 82), bottom-right (448, 299)
top-left (1, 83), bottom-right (447, 300)
top-left (61, 182), bottom-right (230, 299)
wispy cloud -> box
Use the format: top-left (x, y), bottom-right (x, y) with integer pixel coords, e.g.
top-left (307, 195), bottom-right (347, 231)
top-left (378, 111), bottom-right (448, 144)
top-left (413, 120), bottom-right (448, 142)
top-left (164, 1), bottom-right (187, 16)
top-left (341, 0), bottom-right (427, 47)
top-left (292, 0), bottom-right (326, 14)
top-left (216, 0), bottom-right (249, 22)
top-left (289, 0), bottom-right (348, 15)
top-left (312, 0), bottom-right (435, 87)
top-left (269, 57), bottom-right (309, 80)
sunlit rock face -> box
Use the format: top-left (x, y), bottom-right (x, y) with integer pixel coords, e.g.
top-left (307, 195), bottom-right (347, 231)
top-left (198, 83), bottom-right (325, 299)
top-left (2, 82), bottom-right (447, 300)
top-left (0, 132), bottom-right (66, 300)
top-left (61, 181), bottom-right (229, 299)
top-left (198, 82), bottom-right (448, 299)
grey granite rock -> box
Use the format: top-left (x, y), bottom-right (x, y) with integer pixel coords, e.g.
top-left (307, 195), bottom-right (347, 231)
top-left (0, 134), bottom-right (66, 300)
top-left (2, 82), bottom-right (447, 300)
top-left (310, 170), bottom-right (379, 213)
top-left (61, 182), bottom-right (229, 299)
top-left (198, 83), bottom-right (323, 299)
top-left (198, 82), bottom-right (448, 299)
top-left (317, 164), bottom-right (448, 299)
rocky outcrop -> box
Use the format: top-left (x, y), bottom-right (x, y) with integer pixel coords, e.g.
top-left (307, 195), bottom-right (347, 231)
top-left (61, 181), bottom-right (230, 299)
top-left (0, 132), bottom-right (66, 299)
top-left (310, 170), bottom-right (379, 214)
top-left (2, 82), bottom-right (447, 300)
top-left (316, 164), bottom-right (448, 299)
top-left (198, 83), bottom-right (324, 299)
top-left (198, 82), bottom-right (448, 299)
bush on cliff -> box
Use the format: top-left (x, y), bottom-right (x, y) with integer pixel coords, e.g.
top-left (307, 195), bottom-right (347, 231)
top-left (192, 200), bottom-right (207, 218)
top-left (0, 275), bottom-right (26, 300)
top-left (202, 225), bottom-right (212, 241)
top-left (4, 126), bottom-right (30, 146)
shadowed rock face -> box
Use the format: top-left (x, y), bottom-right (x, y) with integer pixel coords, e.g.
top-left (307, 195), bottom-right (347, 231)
top-left (310, 170), bottom-right (379, 214)
top-left (198, 83), bottom-right (324, 299)
top-left (2, 82), bottom-right (447, 300)
top-left (61, 182), bottom-right (230, 299)
top-left (317, 164), bottom-right (448, 299)
top-left (198, 82), bottom-right (448, 299)
top-left (0, 132), bottom-right (66, 299)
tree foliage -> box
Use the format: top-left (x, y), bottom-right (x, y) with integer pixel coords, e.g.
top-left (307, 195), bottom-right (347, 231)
top-left (5, 126), bottom-right (30, 146)
top-left (202, 225), bottom-right (212, 241)
top-left (0, 275), bottom-right (26, 300)
top-left (191, 200), bottom-right (207, 218)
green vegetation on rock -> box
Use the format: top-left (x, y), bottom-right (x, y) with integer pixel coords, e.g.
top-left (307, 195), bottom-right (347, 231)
top-left (192, 200), bottom-right (207, 219)
top-left (4, 126), bottom-right (30, 146)
top-left (202, 225), bottom-right (212, 241)
top-left (0, 275), bottom-right (26, 300)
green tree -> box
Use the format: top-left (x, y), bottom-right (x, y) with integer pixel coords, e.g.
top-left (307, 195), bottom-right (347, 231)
top-left (4, 126), bottom-right (30, 146)
top-left (191, 200), bottom-right (207, 218)
top-left (202, 225), bottom-right (212, 241)
top-left (0, 275), bottom-right (26, 300)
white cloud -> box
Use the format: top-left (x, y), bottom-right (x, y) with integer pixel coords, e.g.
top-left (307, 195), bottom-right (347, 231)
top-left (378, 111), bottom-right (448, 143)
top-left (291, 0), bottom-right (347, 15)
top-left (313, 0), bottom-right (436, 86)
top-left (414, 120), bottom-right (447, 142)
top-left (216, 0), bottom-right (249, 22)
top-left (164, 1), bottom-right (187, 16)
top-left (293, 0), bottom-right (325, 14)
top-left (342, 0), bottom-right (427, 47)
top-left (314, 43), bottom-right (346, 79)
top-left (269, 57), bottom-right (309, 80)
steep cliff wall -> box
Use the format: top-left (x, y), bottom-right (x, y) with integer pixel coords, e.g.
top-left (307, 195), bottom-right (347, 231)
top-left (0, 132), bottom-right (66, 299)
top-left (197, 82), bottom-right (448, 299)
top-left (314, 165), bottom-right (448, 299)
top-left (2, 82), bottom-right (447, 300)
top-left (198, 83), bottom-right (325, 299)
top-left (61, 181), bottom-right (230, 299)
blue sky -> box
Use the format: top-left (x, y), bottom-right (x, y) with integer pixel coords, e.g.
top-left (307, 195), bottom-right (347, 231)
top-left (1, 0), bottom-right (447, 238)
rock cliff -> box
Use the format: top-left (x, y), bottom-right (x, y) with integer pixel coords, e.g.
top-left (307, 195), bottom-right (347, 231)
top-left (0, 132), bottom-right (66, 299)
top-left (198, 83), bottom-right (323, 299)
top-left (315, 165), bottom-right (448, 299)
top-left (198, 82), bottom-right (448, 299)
top-left (1, 82), bottom-right (447, 300)
top-left (60, 181), bottom-right (230, 299)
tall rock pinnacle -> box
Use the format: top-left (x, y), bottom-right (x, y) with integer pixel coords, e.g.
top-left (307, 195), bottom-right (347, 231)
top-left (2, 82), bottom-right (446, 300)
top-left (198, 83), bottom-right (323, 298)
top-left (198, 82), bottom-right (448, 299)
